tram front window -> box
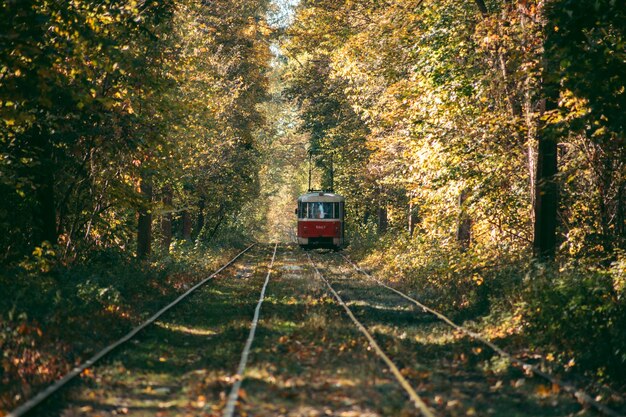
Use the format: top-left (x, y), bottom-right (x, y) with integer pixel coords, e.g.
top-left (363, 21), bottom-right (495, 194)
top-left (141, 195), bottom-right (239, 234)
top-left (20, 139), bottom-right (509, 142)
top-left (307, 202), bottom-right (337, 219)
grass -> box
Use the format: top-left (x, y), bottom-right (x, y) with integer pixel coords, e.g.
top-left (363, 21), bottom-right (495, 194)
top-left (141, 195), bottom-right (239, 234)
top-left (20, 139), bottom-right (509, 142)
top-left (0, 244), bottom-right (243, 414)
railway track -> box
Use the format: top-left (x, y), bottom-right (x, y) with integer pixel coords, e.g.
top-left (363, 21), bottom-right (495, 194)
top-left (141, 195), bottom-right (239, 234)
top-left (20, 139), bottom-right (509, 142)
top-left (7, 243), bottom-right (267, 417)
top-left (306, 252), bottom-right (436, 417)
top-left (307, 251), bottom-right (622, 417)
top-left (337, 253), bottom-right (622, 417)
top-left (48, 245), bottom-right (422, 417)
top-left (221, 243), bottom-right (277, 417)
top-left (8, 244), bottom-right (622, 417)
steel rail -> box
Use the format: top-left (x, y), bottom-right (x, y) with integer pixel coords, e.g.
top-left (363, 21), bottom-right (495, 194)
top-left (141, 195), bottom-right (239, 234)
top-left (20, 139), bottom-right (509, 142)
top-left (222, 243), bottom-right (278, 417)
top-left (306, 253), bottom-right (437, 417)
top-left (340, 254), bottom-right (623, 417)
top-left (8, 244), bottom-right (256, 417)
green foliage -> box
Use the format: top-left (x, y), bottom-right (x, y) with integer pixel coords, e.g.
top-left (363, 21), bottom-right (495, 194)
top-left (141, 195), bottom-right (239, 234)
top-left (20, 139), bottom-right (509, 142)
top-left (0, 0), bottom-right (273, 263)
top-left (0, 0), bottom-right (175, 259)
top-left (2, 0), bottom-right (626, 405)
top-left (284, 0), bottom-right (625, 386)
top-left (0, 243), bottom-right (232, 410)
top-left (545, 0), bottom-right (626, 255)
top-left (523, 259), bottom-right (626, 381)
top-left (351, 229), bottom-right (527, 317)
top-left (285, 0), bottom-right (540, 248)
top-left (0, 0), bottom-right (275, 409)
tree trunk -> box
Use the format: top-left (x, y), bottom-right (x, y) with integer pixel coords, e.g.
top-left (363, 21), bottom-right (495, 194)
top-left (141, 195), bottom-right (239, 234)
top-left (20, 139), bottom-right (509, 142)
top-left (377, 206), bottom-right (388, 235)
top-left (32, 133), bottom-right (57, 245)
top-left (473, 0), bottom-right (488, 15)
top-left (533, 96), bottom-right (558, 260)
top-left (533, 9), bottom-right (560, 262)
top-left (161, 184), bottom-right (173, 253)
top-left (182, 209), bottom-right (192, 241)
top-left (36, 166), bottom-right (57, 244)
top-left (194, 197), bottom-right (205, 239)
top-left (137, 176), bottom-right (153, 259)
top-left (363, 209), bottom-right (370, 226)
top-left (457, 189), bottom-right (472, 251)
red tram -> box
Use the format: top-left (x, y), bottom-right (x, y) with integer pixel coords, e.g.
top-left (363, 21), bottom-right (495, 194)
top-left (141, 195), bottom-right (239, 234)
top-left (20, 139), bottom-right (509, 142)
top-left (296, 191), bottom-right (345, 250)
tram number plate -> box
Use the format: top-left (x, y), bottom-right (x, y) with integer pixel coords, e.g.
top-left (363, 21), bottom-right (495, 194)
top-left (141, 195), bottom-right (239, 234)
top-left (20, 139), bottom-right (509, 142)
top-left (315, 225), bottom-right (326, 229)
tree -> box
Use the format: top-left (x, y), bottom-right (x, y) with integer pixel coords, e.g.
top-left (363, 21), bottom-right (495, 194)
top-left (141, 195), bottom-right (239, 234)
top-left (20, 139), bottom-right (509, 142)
top-left (0, 0), bottom-right (273, 263)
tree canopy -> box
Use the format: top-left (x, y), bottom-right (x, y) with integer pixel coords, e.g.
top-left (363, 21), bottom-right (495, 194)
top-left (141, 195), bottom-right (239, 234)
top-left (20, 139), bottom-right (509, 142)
top-left (283, 0), bottom-right (625, 260)
top-left (2, 0), bottom-right (626, 405)
top-left (0, 0), bottom-right (273, 261)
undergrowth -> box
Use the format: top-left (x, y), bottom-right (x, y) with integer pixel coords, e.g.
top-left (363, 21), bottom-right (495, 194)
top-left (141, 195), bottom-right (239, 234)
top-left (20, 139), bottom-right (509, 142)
top-left (348, 229), bottom-right (626, 389)
top-left (523, 257), bottom-right (626, 383)
top-left (0, 240), bottom-right (240, 413)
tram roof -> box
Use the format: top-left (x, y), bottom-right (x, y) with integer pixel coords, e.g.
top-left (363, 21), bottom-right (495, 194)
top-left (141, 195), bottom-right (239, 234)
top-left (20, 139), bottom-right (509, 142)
top-left (298, 191), bottom-right (345, 203)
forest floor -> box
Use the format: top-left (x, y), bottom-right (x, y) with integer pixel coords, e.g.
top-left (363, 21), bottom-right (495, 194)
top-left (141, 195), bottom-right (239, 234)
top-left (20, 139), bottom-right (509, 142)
top-left (26, 244), bottom-right (619, 417)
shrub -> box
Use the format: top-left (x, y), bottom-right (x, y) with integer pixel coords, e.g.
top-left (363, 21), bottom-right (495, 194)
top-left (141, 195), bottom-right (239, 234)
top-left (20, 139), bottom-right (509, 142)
top-left (522, 259), bottom-right (626, 382)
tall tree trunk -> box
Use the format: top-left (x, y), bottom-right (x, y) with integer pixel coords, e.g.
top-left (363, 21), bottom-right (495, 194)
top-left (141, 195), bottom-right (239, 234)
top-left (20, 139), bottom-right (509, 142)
top-left (161, 184), bottom-right (173, 253)
top-left (194, 197), bottom-right (205, 239)
top-left (533, 99), bottom-right (558, 260)
top-left (457, 189), bottom-right (472, 251)
top-left (377, 206), bottom-right (388, 235)
top-left (33, 133), bottom-right (57, 245)
top-left (36, 166), bottom-right (57, 244)
top-left (137, 175), bottom-right (153, 259)
top-left (533, 6), bottom-right (560, 261)
top-left (182, 209), bottom-right (192, 241)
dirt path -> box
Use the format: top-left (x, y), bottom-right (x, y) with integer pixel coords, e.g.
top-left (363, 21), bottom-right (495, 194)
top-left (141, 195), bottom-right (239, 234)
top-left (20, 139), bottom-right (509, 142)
top-left (45, 244), bottom-right (601, 417)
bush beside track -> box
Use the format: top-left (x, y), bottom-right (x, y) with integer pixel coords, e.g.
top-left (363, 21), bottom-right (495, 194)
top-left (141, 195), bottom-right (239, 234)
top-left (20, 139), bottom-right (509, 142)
top-left (0, 241), bottom-right (244, 414)
top-left (347, 230), bottom-right (626, 393)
